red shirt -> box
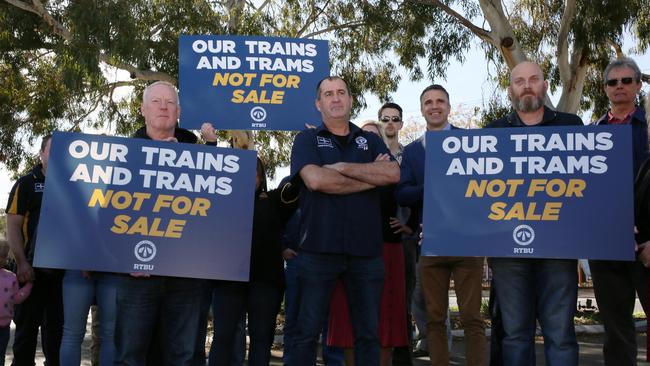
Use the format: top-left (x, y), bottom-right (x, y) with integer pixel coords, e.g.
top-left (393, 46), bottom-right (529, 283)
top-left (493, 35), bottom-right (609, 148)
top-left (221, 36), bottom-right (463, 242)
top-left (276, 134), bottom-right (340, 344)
top-left (607, 108), bottom-right (637, 124)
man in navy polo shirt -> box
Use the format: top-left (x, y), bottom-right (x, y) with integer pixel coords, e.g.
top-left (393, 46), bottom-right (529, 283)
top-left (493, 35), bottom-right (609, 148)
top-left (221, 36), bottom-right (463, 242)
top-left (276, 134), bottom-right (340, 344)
top-left (288, 76), bottom-right (400, 365)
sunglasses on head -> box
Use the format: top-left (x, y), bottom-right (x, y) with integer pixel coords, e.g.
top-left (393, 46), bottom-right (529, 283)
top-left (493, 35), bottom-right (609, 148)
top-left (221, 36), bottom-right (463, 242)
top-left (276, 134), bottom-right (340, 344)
top-left (605, 77), bottom-right (638, 87)
top-left (380, 116), bottom-right (401, 123)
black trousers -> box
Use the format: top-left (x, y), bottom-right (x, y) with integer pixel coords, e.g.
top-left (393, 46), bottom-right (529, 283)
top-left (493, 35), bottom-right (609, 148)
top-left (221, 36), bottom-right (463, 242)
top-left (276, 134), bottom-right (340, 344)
top-left (590, 259), bottom-right (649, 366)
top-left (12, 269), bottom-right (63, 366)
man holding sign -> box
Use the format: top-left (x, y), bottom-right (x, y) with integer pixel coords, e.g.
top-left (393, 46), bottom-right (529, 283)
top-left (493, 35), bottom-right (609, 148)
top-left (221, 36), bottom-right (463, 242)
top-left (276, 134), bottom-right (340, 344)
top-left (487, 61), bottom-right (583, 366)
top-left (114, 81), bottom-right (206, 366)
top-left (288, 76), bottom-right (400, 365)
top-left (396, 85), bottom-right (486, 366)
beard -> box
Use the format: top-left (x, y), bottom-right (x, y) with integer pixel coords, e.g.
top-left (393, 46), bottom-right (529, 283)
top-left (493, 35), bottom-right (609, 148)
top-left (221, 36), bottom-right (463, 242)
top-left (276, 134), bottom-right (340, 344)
top-left (512, 92), bottom-right (545, 113)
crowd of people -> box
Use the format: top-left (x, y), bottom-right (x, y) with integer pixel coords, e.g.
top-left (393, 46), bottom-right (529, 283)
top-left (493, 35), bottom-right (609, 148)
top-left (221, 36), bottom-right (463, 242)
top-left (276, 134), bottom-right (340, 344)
top-left (2, 56), bottom-right (649, 366)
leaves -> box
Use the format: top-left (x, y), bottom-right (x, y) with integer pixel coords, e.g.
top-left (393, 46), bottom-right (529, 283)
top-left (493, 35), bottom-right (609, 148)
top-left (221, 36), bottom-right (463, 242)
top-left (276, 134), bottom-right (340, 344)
top-left (2, 0), bottom-right (648, 175)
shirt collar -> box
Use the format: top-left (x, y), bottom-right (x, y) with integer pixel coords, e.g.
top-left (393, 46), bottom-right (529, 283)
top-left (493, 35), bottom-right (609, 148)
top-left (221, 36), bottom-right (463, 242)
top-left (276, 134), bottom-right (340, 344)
top-left (607, 106), bottom-right (645, 125)
top-left (419, 123), bottom-right (453, 149)
top-left (316, 122), bottom-right (362, 136)
top-left (607, 107), bottom-right (637, 124)
top-left (508, 106), bottom-right (556, 126)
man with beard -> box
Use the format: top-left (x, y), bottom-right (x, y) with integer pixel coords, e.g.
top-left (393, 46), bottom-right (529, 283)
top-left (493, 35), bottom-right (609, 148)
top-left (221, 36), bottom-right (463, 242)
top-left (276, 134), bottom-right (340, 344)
top-left (486, 61), bottom-right (582, 366)
top-left (589, 58), bottom-right (649, 366)
top-left (397, 85), bottom-right (486, 366)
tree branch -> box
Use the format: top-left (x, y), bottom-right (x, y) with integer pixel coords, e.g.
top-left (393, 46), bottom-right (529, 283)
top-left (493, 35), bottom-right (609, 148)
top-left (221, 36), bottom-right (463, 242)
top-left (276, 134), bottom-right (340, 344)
top-left (301, 20), bottom-right (366, 38)
top-left (6, 0), bottom-right (175, 83)
top-left (478, 0), bottom-right (527, 69)
top-left (556, 0), bottom-right (577, 84)
top-left (252, 0), bottom-right (273, 14)
top-left (296, 1), bottom-right (330, 38)
top-left (4, 0), bottom-right (33, 13)
top-left (406, 0), bottom-right (492, 42)
top-left (609, 40), bottom-right (624, 58)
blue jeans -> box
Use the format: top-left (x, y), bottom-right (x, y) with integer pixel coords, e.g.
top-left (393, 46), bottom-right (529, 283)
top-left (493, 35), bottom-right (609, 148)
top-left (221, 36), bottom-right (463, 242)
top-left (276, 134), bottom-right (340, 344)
top-left (283, 256), bottom-right (343, 366)
top-left (193, 283), bottom-right (214, 366)
top-left (288, 252), bottom-right (384, 366)
top-left (59, 271), bottom-right (118, 366)
top-left (490, 258), bottom-right (578, 366)
top-left (114, 276), bottom-right (205, 366)
top-left (209, 281), bottom-right (282, 366)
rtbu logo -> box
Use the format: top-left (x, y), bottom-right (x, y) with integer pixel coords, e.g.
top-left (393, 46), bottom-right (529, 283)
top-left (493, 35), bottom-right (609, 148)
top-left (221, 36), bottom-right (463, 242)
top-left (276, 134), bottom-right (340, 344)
top-left (134, 240), bottom-right (157, 262)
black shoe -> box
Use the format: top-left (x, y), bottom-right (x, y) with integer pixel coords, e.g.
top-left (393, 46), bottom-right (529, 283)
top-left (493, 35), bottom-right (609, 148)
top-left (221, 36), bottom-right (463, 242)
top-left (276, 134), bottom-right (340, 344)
top-left (412, 349), bottom-right (429, 358)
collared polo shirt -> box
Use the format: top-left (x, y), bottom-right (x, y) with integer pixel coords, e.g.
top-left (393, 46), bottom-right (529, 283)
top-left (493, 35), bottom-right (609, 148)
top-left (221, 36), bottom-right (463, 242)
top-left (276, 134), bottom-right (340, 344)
top-left (290, 122), bottom-right (390, 257)
top-left (6, 164), bottom-right (46, 263)
top-left (594, 107), bottom-right (649, 175)
top-left (607, 109), bottom-right (635, 124)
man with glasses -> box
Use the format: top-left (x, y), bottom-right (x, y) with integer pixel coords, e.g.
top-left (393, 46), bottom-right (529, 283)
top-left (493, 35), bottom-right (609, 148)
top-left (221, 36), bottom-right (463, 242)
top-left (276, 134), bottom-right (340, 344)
top-left (378, 102), bottom-right (419, 365)
top-left (590, 57), bottom-right (649, 366)
top-left (396, 85), bottom-right (486, 366)
top-left (379, 103), bottom-right (405, 163)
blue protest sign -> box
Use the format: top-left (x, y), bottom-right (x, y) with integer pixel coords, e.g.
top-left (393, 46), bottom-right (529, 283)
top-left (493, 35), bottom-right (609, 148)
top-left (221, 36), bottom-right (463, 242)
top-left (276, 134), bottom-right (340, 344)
top-left (422, 125), bottom-right (634, 260)
top-left (178, 35), bottom-right (329, 131)
top-left (34, 131), bottom-right (257, 280)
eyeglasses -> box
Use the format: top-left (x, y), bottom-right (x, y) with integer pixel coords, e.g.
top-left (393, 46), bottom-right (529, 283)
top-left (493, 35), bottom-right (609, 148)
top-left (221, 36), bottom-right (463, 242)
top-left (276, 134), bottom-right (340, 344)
top-left (380, 116), bottom-right (402, 123)
top-left (605, 77), bottom-right (638, 87)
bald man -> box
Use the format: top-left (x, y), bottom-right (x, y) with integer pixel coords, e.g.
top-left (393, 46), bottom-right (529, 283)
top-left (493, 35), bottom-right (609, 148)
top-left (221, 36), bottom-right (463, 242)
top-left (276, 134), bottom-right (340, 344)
top-left (486, 61), bottom-right (583, 366)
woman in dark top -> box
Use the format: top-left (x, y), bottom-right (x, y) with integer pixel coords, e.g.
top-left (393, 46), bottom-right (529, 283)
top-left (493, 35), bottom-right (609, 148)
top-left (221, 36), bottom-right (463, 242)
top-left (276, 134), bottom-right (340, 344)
top-left (209, 157), bottom-right (297, 366)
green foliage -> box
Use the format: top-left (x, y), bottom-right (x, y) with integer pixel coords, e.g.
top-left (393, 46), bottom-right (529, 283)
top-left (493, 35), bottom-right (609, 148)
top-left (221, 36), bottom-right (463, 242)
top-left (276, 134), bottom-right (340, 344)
top-left (0, 0), bottom-right (441, 175)
top-left (2, 0), bottom-right (648, 174)
top-left (479, 96), bottom-right (511, 128)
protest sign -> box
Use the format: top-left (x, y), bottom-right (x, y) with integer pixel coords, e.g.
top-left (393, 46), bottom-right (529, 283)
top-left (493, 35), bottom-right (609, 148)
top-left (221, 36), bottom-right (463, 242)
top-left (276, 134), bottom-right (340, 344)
top-left (178, 35), bottom-right (329, 131)
top-left (34, 131), bottom-right (257, 280)
top-left (421, 125), bottom-right (634, 260)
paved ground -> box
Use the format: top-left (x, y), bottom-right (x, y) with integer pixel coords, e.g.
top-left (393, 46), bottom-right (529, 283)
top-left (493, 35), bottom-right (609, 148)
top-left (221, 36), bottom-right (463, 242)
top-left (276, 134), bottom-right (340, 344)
top-left (267, 334), bottom-right (650, 365)
top-left (6, 331), bottom-right (649, 365)
top-left (5, 287), bottom-right (648, 365)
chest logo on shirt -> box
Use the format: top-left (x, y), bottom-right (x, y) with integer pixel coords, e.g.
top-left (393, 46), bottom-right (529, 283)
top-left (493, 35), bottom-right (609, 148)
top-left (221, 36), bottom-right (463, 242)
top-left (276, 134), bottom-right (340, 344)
top-left (317, 136), bottom-right (333, 148)
top-left (355, 136), bottom-right (368, 150)
top-left (34, 183), bottom-right (45, 192)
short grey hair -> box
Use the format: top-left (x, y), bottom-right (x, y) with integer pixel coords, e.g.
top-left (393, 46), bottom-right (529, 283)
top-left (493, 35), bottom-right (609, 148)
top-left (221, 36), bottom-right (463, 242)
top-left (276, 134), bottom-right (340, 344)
top-left (143, 81), bottom-right (179, 104)
top-left (603, 58), bottom-right (642, 84)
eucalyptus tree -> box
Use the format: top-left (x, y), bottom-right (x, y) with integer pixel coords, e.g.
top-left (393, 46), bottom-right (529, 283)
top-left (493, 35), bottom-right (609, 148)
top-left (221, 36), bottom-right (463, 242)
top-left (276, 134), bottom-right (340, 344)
top-left (0, 0), bottom-right (402, 175)
top-left (3, 0), bottom-right (648, 173)
top-left (398, 0), bottom-right (650, 118)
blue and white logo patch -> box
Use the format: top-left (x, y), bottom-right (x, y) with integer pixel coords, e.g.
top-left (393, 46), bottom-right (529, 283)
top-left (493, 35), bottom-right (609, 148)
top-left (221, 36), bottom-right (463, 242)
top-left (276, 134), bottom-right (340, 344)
top-left (34, 183), bottom-right (45, 192)
top-left (317, 136), bottom-right (334, 148)
top-left (355, 136), bottom-right (368, 150)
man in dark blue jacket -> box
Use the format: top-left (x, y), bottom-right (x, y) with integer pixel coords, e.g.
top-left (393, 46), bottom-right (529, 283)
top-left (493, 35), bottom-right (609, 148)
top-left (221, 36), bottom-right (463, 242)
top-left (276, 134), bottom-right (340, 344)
top-left (589, 57), bottom-right (649, 366)
top-left (397, 84), bottom-right (486, 366)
